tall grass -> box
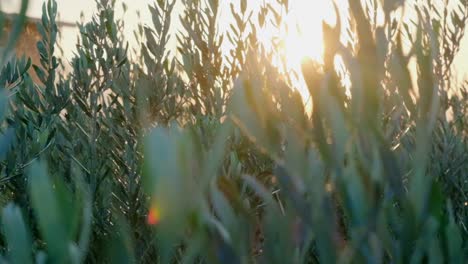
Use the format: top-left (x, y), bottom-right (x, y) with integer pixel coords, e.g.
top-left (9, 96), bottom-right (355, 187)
top-left (0, 0), bottom-right (467, 263)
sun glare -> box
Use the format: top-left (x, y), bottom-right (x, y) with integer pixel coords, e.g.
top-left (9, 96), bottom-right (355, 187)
top-left (282, 0), bottom-right (337, 67)
top-left (257, 0), bottom-right (346, 102)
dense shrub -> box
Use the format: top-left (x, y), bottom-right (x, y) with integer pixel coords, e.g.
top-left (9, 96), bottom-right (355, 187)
top-left (0, 0), bottom-right (467, 263)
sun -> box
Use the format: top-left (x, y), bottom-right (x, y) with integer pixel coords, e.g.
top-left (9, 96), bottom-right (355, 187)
top-left (279, 0), bottom-right (344, 100)
top-left (282, 1), bottom-right (331, 67)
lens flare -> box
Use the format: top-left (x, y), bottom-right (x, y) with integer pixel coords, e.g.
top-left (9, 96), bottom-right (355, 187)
top-left (147, 205), bottom-right (161, 225)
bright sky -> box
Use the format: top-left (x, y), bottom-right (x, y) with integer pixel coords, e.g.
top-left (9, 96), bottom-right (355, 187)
top-left (2, 0), bottom-right (467, 85)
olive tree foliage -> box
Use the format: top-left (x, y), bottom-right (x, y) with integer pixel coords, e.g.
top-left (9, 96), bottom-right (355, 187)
top-left (0, 6), bottom-right (31, 263)
top-left (0, 0), bottom-right (466, 263)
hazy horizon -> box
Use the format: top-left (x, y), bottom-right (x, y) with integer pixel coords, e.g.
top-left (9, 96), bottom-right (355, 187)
top-left (2, 0), bottom-right (468, 85)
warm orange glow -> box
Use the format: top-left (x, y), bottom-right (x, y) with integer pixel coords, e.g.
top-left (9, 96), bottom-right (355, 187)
top-left (147, 205), bottom-right (161, 225)
top-left (282, 1), bottom-right (337, 67)
top-left (259, 0), bottom-right (346, 101)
